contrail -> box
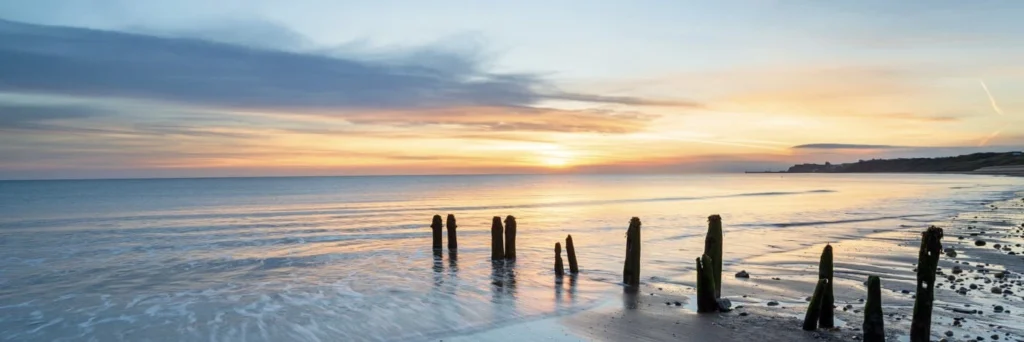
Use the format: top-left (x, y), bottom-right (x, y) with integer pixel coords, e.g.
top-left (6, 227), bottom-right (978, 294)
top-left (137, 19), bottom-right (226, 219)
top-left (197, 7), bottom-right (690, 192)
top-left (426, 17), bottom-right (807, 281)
top-left (979, 80), bottom-right (1004, 116)
top-left (978, 130), bottom-right (1001, 147)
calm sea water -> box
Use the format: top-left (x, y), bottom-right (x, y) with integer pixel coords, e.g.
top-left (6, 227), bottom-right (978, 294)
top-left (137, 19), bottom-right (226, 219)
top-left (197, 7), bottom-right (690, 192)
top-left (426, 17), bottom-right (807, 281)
top-left (0, 174), bottom-right (1021, 341)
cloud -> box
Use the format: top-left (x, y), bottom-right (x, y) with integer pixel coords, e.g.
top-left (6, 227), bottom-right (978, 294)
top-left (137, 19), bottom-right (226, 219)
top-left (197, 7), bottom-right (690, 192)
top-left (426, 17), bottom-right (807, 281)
top-left (0, 19), bottom-right (542, 110)
top-left (549, 92), bottom-right (703, 107)
top-left (0, 19), bottom-right (690, 115)
top-left (126, 19), bottom-right (312, 51)
top-left (792, 143), bottom-right (901, 149)
top-left (0, 103), bottom-right (104, 129)
top-left (339, 106), bottom-right (658, 133)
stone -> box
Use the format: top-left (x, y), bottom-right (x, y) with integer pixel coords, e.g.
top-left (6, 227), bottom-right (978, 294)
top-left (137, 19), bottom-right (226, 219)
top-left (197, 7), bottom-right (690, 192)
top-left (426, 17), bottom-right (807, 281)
top-left (735, 270), bottom-right (750, 278)
top-left (717, 298), bottom-right (732, 312)
top-left (767, 301), bottom-right (779, 306)
top-left (976, 240), bottom-right (987, 246)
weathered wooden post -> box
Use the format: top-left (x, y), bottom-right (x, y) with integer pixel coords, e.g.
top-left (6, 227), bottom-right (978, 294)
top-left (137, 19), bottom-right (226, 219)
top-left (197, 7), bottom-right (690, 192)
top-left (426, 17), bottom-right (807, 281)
top-left (819, 244), bottom-right (835, 328)
top-left (446, 214), bottom-right (458, 251)
top-left (555, 242), bottom-right (564, 277)
top-left (696, 254), bottom-right (718, 313)
top-left (704, 214), bottom-right (723, 298)
top-left (863, 276), bottom-right (885, 342)
top-left (910, 226), bottom-right (942, 342)
top-left (566, 235), bottom-right (579, 274)
top-left (803, 279), bottom-right (828, 331)
top-left (622, 217), bottom-right (642, 289)
top-left (504, 215), bottom-right (517, 260)
top-left (491, 216), bottom-right (504, 260)
top-left (431, 215), bottom-right (443, 250)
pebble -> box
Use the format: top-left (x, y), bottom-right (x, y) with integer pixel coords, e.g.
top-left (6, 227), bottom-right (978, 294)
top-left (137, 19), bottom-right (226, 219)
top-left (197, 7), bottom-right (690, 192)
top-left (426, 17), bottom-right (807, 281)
top-left (767, 301), bottom-right (779, 306)
top-left (735, 270), bottom-right (750, 278)
top-left (717, 298), bottom-right (732, 312)
top-left (976, 240), bottom-right (987, 246)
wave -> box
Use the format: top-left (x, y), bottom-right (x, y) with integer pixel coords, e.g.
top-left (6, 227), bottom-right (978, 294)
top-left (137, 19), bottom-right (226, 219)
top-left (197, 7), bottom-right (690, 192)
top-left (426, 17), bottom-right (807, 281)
top-left (0, 189), bottom-right (838, 232)
top-left (737, 213), bottom-right (938, 228)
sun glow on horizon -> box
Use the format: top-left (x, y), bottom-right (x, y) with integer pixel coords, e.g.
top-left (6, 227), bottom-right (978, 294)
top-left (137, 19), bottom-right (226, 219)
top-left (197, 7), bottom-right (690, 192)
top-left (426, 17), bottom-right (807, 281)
top-left (537, 145), bottom-right (575, 168)
top-left (542, 156), bottom-right (570, 168)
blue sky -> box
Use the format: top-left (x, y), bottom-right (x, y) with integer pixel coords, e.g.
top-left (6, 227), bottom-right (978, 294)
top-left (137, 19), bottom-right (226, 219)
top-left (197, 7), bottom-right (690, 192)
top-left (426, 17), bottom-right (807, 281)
top-left (1, 1), bottom-right (1022, 179)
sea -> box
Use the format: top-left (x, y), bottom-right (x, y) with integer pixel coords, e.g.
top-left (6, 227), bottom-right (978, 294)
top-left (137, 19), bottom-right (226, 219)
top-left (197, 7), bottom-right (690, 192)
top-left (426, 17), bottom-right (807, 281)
top-left (0, 174), bottom-right (1021, 341)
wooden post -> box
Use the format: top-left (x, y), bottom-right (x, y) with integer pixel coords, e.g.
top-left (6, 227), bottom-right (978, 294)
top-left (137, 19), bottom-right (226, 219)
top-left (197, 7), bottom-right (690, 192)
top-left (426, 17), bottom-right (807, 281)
top-left (430, 215), bottom-right (443, 250)
top-left (504, 215), bottom-right (517, 260)
top-left (446, 214), bottom-right (458, 251)
top-left (622, 217), bottom-right (641, 289)
top-left (910, 226), bottom-right (943, 342)
top-left (803, 279), bottom-right (828, 331)
top-left (819, 244), bottom-right (835, 328)
top-left (863, 276), bottom-right (885, 342)
top-left (696, 254), bottom-right (718, 313)
top-left (566, 234), bottom-right (579, 274)
top-left (491, 216), bottom-right (504, 260)
top-left (555, 242), bottom-right (564, 277)
top-left (704, 215), bottom-right (723, 298)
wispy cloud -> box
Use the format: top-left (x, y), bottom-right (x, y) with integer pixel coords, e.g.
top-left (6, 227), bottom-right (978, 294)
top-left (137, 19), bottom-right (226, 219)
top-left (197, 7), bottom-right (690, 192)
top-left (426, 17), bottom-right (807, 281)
top-left (337, 106), bottom-right (658, 133)
top-left (0, 103), bottom-right (105, 129)
top-left (792, 143), bottom-right (901, 149)
top-left (978, 130), bottom-right (1001, 147)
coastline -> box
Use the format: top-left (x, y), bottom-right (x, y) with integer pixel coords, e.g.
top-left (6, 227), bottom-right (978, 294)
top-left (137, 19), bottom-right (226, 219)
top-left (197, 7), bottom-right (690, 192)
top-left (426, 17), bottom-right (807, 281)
top-left (746, 170), bottom-right (1024, 177)
top-left (439, 192), bottom-right (1024, 342)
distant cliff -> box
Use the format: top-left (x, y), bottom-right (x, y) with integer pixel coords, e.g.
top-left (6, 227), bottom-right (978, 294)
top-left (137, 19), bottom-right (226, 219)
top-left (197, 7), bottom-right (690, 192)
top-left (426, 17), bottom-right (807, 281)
top-left (786, 152), bottom-right (1024, 173)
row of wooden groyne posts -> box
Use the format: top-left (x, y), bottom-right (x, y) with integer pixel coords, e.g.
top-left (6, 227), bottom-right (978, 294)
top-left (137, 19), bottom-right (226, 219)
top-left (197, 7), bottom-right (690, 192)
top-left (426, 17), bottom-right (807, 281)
top-left (430, 213), bottom-right (946, 342)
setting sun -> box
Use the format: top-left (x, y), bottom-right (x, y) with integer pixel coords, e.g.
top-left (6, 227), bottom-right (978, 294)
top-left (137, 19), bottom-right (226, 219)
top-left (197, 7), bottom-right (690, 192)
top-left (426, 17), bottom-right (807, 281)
top-left (542, 156), bottom-right (569, 168)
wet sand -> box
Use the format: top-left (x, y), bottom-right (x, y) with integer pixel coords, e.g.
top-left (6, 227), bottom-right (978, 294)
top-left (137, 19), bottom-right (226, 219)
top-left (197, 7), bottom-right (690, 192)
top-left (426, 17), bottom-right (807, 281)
top-left (443, 194), bottom-right (1024, 342)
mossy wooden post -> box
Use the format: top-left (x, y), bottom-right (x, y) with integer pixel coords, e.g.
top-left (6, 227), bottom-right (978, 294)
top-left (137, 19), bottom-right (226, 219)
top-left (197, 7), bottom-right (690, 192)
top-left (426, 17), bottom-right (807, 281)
top-left (803, 279), bottom-right (828, 331)
top-left (863, 276), bottom-right (885, 342)
top-left (819, 244), bottom-right (835, 328)
top-left (696, 254), bottom-right (718, 313)
top-left (566, 235), bottom-right (579, 274)
top-left (910, 226), bottom-right (943, 342)
top-left (446, 214), bottom-right (458, 251)
top-left (491, 216), bottom-right (504, 260)
top-left (622, 217), bottom-right (642, 289)
top-left (504, 215), bottom-right (517, 260)
top-left (555, 242), bottom-right (565, 277)
top-left (430, 215), bottom-right (443, 250)
top-left (704, 214), bottom-right (723, 298)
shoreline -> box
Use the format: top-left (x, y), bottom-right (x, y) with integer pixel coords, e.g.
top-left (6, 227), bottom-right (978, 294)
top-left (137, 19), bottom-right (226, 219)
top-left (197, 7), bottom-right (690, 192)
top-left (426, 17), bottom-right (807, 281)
top-left (746, 171), bottom-right (1024, 177)
top-left (438, 192), bottom-right (1024, 342)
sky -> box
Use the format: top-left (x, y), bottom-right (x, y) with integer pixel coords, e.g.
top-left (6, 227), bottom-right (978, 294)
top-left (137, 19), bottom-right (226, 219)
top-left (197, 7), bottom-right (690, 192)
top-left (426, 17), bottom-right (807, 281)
top-left (1, 0), bottom-right (1022, 179)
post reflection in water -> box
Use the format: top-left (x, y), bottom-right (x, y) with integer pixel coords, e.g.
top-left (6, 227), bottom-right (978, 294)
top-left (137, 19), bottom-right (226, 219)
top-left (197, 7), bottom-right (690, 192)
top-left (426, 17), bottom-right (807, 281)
top-left (555, 274), bottom-right (578, 310)
top-left (568, 274), bottom-right (578, 305)
top-left (554, 274), bottom-right (563, 309)
top-left (490, 259), bottom-right (518, 317)
top-left (447, 251), bottom-right (458, 274)
top-left (622, 288), bottom-right (640, 310)
top-left (432, 249), bottom-right (444, 286)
